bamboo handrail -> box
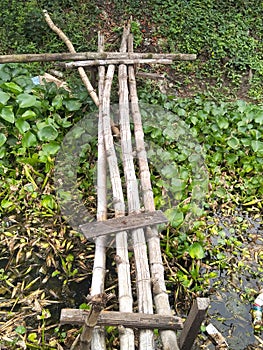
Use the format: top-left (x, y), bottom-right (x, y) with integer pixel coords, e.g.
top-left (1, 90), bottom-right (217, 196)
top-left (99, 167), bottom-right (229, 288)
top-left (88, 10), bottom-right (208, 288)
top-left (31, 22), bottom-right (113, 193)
top-left (0, 52), bottom-right (196, 64)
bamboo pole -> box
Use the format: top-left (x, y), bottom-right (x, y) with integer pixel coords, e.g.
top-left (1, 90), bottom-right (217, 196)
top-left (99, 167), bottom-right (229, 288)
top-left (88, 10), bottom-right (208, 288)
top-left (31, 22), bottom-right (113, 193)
top-left (128, 34), bottom-right (179, 350)
top-left (118, 28), bottom-right (154, 350)
top-left (89, 32), bottom-right (107, 350)
top-left (102, 63), bottom-right (135, 350)
top-left (43, 10), bottom-right (99, 107)
top-left (43, 11), bottom-right (120, 142)
top-left (0, 52), bottom-right (197, 64)
top-left (63, 58), bottom-right (173, 67)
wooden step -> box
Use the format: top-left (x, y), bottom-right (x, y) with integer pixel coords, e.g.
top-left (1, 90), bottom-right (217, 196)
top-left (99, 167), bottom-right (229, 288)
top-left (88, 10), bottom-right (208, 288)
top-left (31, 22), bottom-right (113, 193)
top-left (79, 210), bottom-right (168, 239)
top-left (60, 309), bottom-right (183, 330)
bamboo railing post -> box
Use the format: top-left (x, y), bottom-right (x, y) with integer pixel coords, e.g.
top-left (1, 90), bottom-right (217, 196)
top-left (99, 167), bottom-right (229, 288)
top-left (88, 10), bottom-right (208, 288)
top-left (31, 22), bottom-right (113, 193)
top-left (128, 34), bottom-right (180, 350)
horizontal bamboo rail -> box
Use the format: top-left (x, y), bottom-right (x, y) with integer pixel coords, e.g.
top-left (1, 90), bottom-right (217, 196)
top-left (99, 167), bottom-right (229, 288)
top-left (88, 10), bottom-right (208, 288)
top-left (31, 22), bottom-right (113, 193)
top-left (0, 52), bottom-right (196, 64)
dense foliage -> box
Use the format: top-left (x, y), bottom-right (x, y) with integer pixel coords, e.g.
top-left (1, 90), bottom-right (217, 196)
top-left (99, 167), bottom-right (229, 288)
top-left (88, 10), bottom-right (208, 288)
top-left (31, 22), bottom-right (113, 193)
top-left (1, 1), bottom-right (263, 99)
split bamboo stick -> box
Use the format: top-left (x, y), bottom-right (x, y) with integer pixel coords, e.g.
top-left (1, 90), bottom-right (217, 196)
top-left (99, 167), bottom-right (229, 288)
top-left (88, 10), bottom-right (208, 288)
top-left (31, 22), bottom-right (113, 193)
top-left (90, 32), bottom-right (107, 350)
top-left (43, 10), bottom-right (99, 106)
top-left (102, 63), bottom-right (135, 350)
top-left (0, 52), bottom-right (197, 64)
top-left (128, 34), bottom-right (180, 350)
top-left (118, 28), bottom-right (154, 350)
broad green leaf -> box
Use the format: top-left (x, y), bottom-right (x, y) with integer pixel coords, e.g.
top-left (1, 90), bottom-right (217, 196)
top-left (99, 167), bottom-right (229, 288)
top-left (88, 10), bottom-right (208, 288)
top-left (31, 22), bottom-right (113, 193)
top-left (241, 138), bottom-right (251, 147)
top-left (165, 208), bottom-right (184, 228)
top-left (251, 140), bottom-right (263, 153)
top-left (0, 133), bottom-right (7, 147)
top-left (0, 91), bottom-right (10, 105)
top-left (3, 82), bottom-right (23, 94)
top-left (52, 95), bottom-right (63, 110)
top-left (15, 118), bottom-right (30, 133)
top-left (0, 69), bottom-right (11, 81)
top-left (63, 99), bottom-right (82, 111)
top-left (21, 110), bottom-right (36, 119)
top-left (217, 117), bottom-right (229, 129)
top-left (22, 131), bottom-right (37, 148)
top-left (16, 93), bottom-right (38, 108)
top-left (37, 125), bottom-right (58, 141)
top-left (41, 194), bottom-right (56, 210)
top-left (236, 99), bottom-right (247, 113)
top-left (255, 112), bottom-right (263, 125)
top-left (42, 141), bottom-right (60, 155)
top-left (226, 154), bottom-right (239, 164)
top-left (188, 242), bottom-right (205, 259)
top-left (227, 136), bottom-right (240, 149)
top-left (0, 106), bottom-right (14, 123)
top-left (1, 199), bottom-right (13, 209)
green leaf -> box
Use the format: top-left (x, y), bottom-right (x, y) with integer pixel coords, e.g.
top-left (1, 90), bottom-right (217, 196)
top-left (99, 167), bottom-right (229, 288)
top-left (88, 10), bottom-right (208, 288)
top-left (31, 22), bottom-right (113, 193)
top-left (3, 82), bottom-right (23, 94)
top-left (41, 194), bottom-right (56, 210)
top-left (0, 146), bottom-right (6, 158)
top-left (16, 93), bottom-right (38, 108)
top-left (1, 199), bottom-right (13, 209)
top-left (15, 326), bottom-right (27, 335)
top-left (15, 118), bottom-right (30, 133)
top-left (188, 242), bottom-right (205, 259)
top-left (227, 136), bottom-right (240, 149)
top-left (21, 110), bottom-right (36, 119)
top-left (255, 112), bottom-right (263, 125)
top-left (42, 141), bottom-right (60, 155)
top-left (0, 133), bottom-right (7, 147)
top-left (165, 208), bottom-right (184, 228)
top-left (63, 99), bottom-right (82, 111)
top-left (27, 332), bottom-right (38, 343)
top-left (52, 95), bottom-right (63, 110)
top-left (22, 131), bottom-right (37, 148)
top-left (37, 125), bottom-right (58, 141)
top-left (0, 91), bottom-right (10, 105)
top-left (251, 140), bottom-right (263, 153)
top-left (0, 106), bottom-right (15, 123)
top-left (217, 117), bottom-right (229, 129)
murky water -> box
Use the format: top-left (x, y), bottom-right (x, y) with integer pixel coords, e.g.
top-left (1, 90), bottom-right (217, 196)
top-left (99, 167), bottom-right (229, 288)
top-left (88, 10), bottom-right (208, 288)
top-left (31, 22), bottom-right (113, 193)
top-left (200, 211), bottom-right (263, 349)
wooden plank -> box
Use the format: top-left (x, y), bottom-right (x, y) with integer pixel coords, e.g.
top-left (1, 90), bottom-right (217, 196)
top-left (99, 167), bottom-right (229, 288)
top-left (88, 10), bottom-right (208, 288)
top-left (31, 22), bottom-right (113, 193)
top-left (60, 309), bottom-right (183, 330)
top-left (179, 298), bottom-right (210, 350)
top-left (79, 210), bottom-right (168, 239)
top-left (0, 52), bottom-right (196, 64)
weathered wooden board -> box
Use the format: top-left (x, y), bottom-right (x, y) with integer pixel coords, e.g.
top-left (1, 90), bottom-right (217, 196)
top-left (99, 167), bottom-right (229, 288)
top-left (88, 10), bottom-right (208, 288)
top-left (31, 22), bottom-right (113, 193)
top-left (79, 210), bottom-right (168, 239)
top-left (179, 297), bottom-right (210, 350)
top-left (60, 309), bottom-right (183, 330)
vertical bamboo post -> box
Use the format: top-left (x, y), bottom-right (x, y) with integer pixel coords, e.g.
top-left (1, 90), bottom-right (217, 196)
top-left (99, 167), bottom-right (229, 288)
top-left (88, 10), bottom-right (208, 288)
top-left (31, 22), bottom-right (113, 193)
top-left (90, 32), bottom-right (107, 350)
top-left (128, 34), bottom-right (180, 350)
top-left (119, 28), bottom-right (154, 350)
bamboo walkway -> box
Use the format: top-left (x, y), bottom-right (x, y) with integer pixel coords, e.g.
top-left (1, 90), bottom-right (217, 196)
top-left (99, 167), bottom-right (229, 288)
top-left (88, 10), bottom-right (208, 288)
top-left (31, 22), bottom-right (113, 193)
top-left (0, 13), bottom-right (210, 350)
